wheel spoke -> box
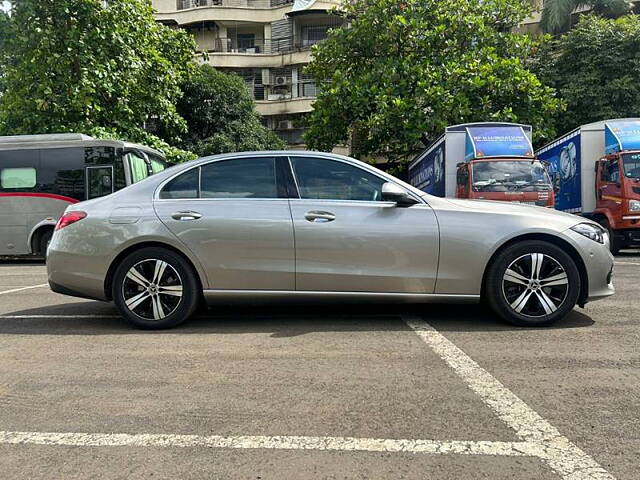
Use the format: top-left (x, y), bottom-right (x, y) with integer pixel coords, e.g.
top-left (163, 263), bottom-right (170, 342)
top-left (504, 269), bottom-right (529, 286)
top-left (535, 290), bottom-right (558, 315)
top-left (151, 295), bottom-right (165, 320)
top-left (540, 272), bottom-right (568, 287)
top-left (125, 291), bottom-right (151, 311)
top-left (511, 289), bottom-right (533, 313)
top-left (152, 260), bottom-right (168, 285)
top-left (159, 285), bottom-right (183, 297)
top-left (531, 253), bottom-right (544, 280)
top-left (127, 268), bottom-right (149, 288)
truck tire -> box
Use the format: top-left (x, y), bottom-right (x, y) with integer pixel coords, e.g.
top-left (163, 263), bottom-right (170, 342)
top-left (485, 241), bottom-right (581, 327)
top-left (596, 218), bottom-right (621, 255)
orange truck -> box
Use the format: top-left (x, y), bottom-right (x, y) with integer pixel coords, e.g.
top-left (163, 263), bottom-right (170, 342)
top-left (409, 122), bottom-right (555, 207)
top-left (536, 119), bottom-right (640, 254)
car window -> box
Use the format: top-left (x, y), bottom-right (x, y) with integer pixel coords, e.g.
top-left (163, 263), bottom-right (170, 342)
top-left (290, 157), bottom-right (385, 201)
top-left (160, 168), bottom-right (199, 199)
top-left (200, 157), bottom-right (278, 199)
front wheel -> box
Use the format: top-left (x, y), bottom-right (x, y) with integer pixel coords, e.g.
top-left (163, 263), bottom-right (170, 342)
top-left (485, 241), bottom-right (581, 327)
top-left (112, 247), bottom-right (200, 329)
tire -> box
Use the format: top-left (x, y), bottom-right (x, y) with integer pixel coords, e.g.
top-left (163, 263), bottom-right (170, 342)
top-left (112, 247), bottom-right (200, 329)
top-left (596, 218), bottom-right (621, 255)
top-left (38, 229), bottom-right (53, 257)
top-left (485, 240), bottom-right (581, 327)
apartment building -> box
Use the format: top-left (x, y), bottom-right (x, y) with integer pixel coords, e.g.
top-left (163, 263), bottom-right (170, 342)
top-left (151, 0), bottom-right (343, 150)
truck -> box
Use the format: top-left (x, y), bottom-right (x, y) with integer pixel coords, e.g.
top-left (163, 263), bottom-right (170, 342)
top-left (536, 118), bottom-right (640, 254)
top-left (408, 122), bottom-right (555, 207)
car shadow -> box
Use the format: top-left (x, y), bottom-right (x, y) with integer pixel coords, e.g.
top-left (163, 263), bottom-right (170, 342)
top-left (0, 301), bottom-right (595, 336)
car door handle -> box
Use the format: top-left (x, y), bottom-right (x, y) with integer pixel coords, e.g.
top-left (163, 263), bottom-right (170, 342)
top-left (171, 211), bottom-right (202, 221)
top-left (304, 211), bottom-right (336, 223)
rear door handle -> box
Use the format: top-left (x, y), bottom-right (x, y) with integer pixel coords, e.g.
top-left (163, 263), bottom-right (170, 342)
top-left (304, 210), bottom-right (336, 223)
top-left (171, 211), bottom-right (202, 221)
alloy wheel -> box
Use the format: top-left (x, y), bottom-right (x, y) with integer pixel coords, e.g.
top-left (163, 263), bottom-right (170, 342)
top-left (122, 259), bottom-right (183, 321)
top-left (502, 253), bottom-right (569, 318)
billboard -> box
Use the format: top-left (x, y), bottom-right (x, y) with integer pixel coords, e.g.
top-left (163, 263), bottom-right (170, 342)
top-left (408, 143), bottom-right (446, 197)
top-left (465, 126), bottom-right (533, 161)
top-left (604, 121), bottom-right (640, 154)
top-left (537, 132), bottom-right (582, 213)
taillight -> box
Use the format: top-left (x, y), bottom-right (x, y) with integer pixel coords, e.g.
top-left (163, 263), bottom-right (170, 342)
top-left (55, 211), bottom-right (87, 231)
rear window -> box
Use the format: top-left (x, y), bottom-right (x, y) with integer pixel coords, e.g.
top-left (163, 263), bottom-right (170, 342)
top-left (1, 167), bottom-right (37, 189)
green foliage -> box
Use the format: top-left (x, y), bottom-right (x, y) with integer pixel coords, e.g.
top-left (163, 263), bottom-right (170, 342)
top-left (540, 0), bottom-right (632, 34)
top-left (174, 65), bottom-right (286, 156)
top-left (533, 14), bottom-right (640, 133)
top-left (0, 0), bottom-right (196, 163)
top-left (305, 0), bottom-right (563, 163)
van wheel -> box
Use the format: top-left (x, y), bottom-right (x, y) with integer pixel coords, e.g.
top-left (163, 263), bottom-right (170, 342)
top-left (112, 247), bottom-right (200, 329)
top-left (485, 241), bottom-right (580, 327)
top-left (38, 229), bottom-right (53, 256)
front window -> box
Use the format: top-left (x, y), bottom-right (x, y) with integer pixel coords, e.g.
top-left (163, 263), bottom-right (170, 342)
top-left (622, 153), bottom-right (640, 179)
top-left (290, 157), bottom-right (385, 201)
top-left (471, 160), bottom-right (551, 193)
top-left (127, 152), bottom-right (150, 183)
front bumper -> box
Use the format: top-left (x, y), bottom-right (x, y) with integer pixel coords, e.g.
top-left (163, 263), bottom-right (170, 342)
top-left (562, 228), bottom-right (615, 304)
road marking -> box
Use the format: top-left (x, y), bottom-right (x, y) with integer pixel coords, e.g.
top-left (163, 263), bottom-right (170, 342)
top-left (0, 284), bottom-right (47, 295)
top-left (404, 316), bottom-right (615, 480)
top-left (0, 315), bottom-right (120, 319)
top-left (614, 261), bottom-right (640, 266)
top-left (0, 431), bottom-right (539, 455)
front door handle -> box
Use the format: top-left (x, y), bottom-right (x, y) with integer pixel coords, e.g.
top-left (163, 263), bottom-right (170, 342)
top-left (305, 210), bottom-right (336, 223)
top-left (171, 211), bottom-right (202, 221)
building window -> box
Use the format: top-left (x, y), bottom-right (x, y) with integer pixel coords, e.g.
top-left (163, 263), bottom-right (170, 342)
top-left (301, 25), bottom-right (331, 47)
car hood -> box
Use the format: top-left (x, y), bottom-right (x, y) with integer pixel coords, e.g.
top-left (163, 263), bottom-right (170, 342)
top-left (425, 196), bottom-right (589, 230)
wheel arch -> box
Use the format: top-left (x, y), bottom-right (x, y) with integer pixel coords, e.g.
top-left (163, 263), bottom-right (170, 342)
top-left (29, 223), bottom-right (56, 255)
top-left (104, 241), bottom-right (204, 301)
top-left (481, 233), bottom-right (589, 308)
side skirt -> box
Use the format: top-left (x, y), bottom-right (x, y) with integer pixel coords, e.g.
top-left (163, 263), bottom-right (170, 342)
top-left (202, 290), bottom-right (480, 305)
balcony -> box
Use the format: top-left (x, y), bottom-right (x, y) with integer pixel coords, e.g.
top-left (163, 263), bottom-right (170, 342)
top-left (177, 0), bottom-right (293, 9)
top-left (196, 35), bottom-right (330, 55)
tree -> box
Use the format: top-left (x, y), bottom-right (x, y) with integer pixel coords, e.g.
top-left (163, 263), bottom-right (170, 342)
top-left (539, 0), bottom-right (632, 34)
top-left (533, 14), bottom-right (640, 132)
top-left (173, 65), bottom-right (286, 156)
top-left (0, 0), bottom-right (196, 163)
top-left (305, 0), bottom-right (563, 163)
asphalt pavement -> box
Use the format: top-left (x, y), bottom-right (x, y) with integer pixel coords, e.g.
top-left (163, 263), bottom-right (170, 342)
top-left (0, 251), bottom-right (638, 479)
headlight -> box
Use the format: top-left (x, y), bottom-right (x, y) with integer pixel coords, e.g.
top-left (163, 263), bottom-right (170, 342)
top-left (629, 200), bottom-right (640, 212)
top-left (570, 223), bottom-right (606, 244)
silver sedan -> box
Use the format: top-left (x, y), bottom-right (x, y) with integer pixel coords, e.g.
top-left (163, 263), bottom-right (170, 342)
top-left (47, 152), bottom-right (615, 329)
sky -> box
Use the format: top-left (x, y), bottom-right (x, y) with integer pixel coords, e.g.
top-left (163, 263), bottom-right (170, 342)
top-left (1, 2), bottom-right (9, 13)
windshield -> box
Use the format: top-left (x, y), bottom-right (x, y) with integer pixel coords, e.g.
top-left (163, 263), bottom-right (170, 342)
top-left (622, 153), bottom-right (640, 179)
top-left (472, 160), bottom-right (551, 192)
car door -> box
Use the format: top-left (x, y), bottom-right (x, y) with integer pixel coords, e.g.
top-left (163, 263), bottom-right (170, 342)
top-left (153, 156), bottom-right (295, 290)
top-left (287, 156), bottom-right (440, 293)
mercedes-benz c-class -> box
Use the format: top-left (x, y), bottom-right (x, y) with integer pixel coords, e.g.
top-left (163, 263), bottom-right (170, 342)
top-left (47, 152), bottom-right (615, 329)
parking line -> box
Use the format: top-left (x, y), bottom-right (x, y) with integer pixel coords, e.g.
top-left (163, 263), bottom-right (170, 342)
top-left (0, 430), bottom-right (539, 456)
top-left (0, 284), bottom-right (47, 295)
top-left (614, 261), bottom-right (640, 266)
top-left (0, 315), bottom-right (120, 319)
top-left (404, 316), bottom-right (615, 480)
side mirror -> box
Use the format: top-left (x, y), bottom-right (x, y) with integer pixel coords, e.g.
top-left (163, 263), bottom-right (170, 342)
top-left (381, 182), bottom-right (418, 207)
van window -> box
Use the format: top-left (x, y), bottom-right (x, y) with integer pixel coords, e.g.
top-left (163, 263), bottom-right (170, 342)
top-left (150, 157), bottom-right (166, 174)
top-left (1, 168), bottom-right (37, 189)
top-left (128, 152), bottom-right (150, 183)
top-left (39, 147), bottom-right (85, 199)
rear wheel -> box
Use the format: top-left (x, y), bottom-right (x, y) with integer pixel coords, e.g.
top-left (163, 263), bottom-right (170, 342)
top-left (485, 241), bottom-right (581, 327)
top-left (112, 247), bottom-right (200, 329)
top-left (37, 229), bottom-right (53, 257)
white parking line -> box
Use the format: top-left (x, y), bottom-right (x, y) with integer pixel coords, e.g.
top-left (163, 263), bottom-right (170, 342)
top-left (404, 317), bottom-right (615, 480)
top-left (0, 284), bottom-right (47, 295)
top-left (0, 430), bottom-right (538, 456)
top-left (0, 315), bottom-right (120, 319)
top-left (614, 261), bottom-right (640, 266)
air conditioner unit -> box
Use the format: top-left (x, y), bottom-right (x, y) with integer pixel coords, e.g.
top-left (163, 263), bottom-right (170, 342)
top-left (277, 120), bottom-right (294, 130)
top-left (274, 76), bottom-right (288, 86)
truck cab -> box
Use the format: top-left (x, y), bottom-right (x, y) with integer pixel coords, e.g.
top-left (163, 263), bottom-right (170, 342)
top-left (456, 157), bottom-right (555, 207)
top-left (595, 150), bottom-right (640, 247)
